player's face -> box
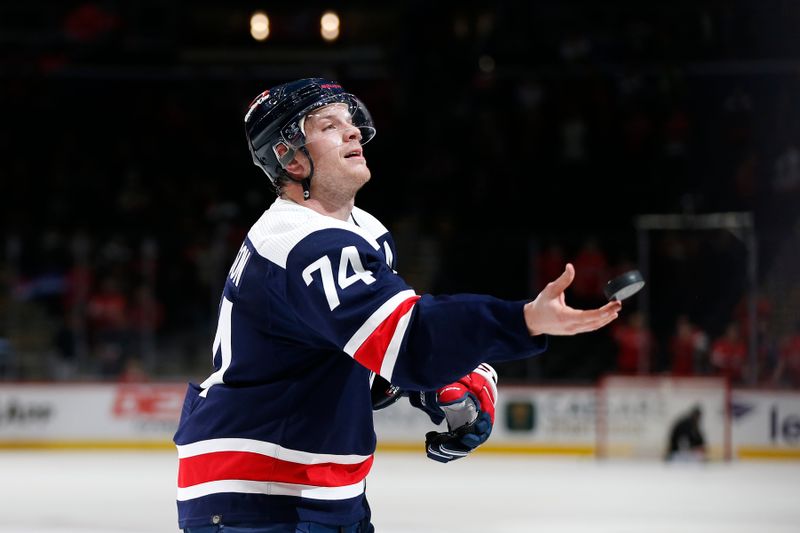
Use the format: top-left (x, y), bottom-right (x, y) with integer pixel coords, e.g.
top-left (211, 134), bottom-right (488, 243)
top-left (301, 103), bottom-right (371, 199)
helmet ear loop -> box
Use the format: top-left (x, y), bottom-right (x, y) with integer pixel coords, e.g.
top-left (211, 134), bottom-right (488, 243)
top-left (273, 141), bottom-right (313, 200)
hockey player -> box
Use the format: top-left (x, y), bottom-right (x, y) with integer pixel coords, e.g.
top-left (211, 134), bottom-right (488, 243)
top-left (174, 78), bottom-right (622, 533)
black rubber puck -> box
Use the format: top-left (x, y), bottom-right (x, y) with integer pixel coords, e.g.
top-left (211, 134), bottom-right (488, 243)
top-left (604, 270), bottom-right (645, 301)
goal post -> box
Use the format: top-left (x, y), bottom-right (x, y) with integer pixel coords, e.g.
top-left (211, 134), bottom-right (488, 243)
top-left (597, 375), bottom-right (732, 461)
top-left (635, 211), bottom-right (758, 384)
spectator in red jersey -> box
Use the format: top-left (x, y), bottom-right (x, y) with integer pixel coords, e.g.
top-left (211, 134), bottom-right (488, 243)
top-left (733, 294), bottom-right (773, 347)
top-left (710, 321), bottom-right (748, 383)
top-left (772, 322), bottom-right (800, 388)
top-left (611, 310), bottom-right (656, 374)
top-left (128, 283), bottom-right (164, 335)
top-left (86, 274), bottom-right (129, 376)
top-left (86, 275), bottom-right (128, 331)
top-left (753, 315), bottom-right (779, 383)
top-left (571, 237), bottom-right (609, 306)
top-left (668, 314), bottom-right (709, 376)
top-left (117, 357), bottom-right (149, 383)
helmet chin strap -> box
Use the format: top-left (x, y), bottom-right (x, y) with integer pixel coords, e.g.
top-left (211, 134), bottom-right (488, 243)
top-left (299, 146), bottom-right (314, 200)
top-left (296, 118), bottom-right (313, 200)
top-left (285, 146), bottom-right (314, 200)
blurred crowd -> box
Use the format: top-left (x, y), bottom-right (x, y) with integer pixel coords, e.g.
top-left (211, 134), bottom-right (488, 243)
top-left (1, 1), bottom-right (799, 386)
top-left (538, 238), bottom-right (800, 388)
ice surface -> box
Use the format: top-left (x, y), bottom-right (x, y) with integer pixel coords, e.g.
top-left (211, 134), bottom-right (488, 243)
top-left (1, 451), bottom-right (798, 533)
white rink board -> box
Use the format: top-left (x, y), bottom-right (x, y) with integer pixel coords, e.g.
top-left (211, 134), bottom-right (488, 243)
top-left (0, 383), bottom-right (184, 442)
top-left (2, 383), bottom-right (799, 459)
top-left (732, 390), bottom-right (800, 455)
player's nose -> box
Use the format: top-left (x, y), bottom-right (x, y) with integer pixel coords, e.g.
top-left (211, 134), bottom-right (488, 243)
top-left (345, 124), bottom-right (362, 142)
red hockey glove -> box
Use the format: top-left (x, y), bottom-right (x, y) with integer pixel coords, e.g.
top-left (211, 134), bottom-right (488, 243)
top-left (425, 363), bottom-right (498, 463)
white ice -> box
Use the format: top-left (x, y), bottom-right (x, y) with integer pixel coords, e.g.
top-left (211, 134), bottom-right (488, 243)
top-left (1, 451), bottom-right (798, 533)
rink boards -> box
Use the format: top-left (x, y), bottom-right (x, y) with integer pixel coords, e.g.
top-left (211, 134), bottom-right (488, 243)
top-left (0, 382), bottom-right (798, 459)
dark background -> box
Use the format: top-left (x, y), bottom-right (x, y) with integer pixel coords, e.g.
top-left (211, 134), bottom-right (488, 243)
top-left (1, 1), bottom-right (798, 385)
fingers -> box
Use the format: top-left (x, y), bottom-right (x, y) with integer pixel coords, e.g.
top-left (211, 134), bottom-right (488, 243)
top-left (599, 300), bottom-right (623, 314)
top-left (561, 300), bottom-right (622, 334)
top-left (564, 300), bottom-right (621, 321)
top-left (545, 263), bottom-right (575, 296)
top-left (576, 311), bottom-right (620, 333)
top-left (560, 314), bottom-right (615, 334)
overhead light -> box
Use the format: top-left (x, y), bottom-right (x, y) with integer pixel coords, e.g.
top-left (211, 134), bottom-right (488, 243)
top-left (250, 11), bottom-right (270, 41)
top-left (321, 11), bottom-right (340, 42)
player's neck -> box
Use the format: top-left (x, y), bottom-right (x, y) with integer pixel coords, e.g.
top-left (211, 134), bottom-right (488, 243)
top-left (282, 189), bottom-right (354, 221)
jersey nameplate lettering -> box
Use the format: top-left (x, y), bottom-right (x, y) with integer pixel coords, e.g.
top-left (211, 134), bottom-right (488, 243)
top-left (382, 241), bottom-right (394, 270)
top-left (228, 244), bottom-right (252, 288)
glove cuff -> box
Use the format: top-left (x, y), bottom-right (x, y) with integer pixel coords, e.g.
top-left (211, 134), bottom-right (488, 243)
top-left (409, 391), bottom-right (446, 425)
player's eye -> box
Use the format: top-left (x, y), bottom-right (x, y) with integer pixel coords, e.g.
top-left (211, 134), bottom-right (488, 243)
top-left (323, 123), bottom-right (336, 131)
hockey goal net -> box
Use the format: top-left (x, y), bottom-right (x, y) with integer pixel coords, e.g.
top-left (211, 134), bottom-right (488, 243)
top-left (597, 376), bottom-right (731, 460)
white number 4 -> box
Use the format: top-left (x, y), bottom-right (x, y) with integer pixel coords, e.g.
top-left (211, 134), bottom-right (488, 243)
top-left (302, 246), bottom-right (376, 310)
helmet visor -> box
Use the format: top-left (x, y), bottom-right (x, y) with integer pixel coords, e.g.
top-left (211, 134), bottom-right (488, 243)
top-left (281, 96), bottom-right (375, 150)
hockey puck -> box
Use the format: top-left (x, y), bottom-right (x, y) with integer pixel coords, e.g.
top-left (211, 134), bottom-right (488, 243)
top-left (604, 270), bottom-right (645, 301)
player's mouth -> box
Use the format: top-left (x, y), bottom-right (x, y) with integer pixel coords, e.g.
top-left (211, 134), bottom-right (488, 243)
top-left (343, 148), bottom-right (363, 160)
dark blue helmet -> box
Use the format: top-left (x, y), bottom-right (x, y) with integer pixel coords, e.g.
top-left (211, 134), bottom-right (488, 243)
top-left (244, 78), bottom-right (376, 188)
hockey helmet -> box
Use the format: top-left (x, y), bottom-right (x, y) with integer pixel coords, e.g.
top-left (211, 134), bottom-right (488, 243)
top-left (244, 78), bottom-right (376, 187)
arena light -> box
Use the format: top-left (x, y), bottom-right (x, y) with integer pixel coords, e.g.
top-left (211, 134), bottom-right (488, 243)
top-left (320, 11), bottom-right (340, 42)
top-left (250, 11), bottom-right (270, 41)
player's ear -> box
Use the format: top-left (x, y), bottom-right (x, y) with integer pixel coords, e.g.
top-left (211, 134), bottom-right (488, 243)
top-left (276, 142), bottom-right (308, 179)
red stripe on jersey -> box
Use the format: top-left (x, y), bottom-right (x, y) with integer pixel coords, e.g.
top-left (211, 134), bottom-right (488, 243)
top-left (178, 451), bottom-right (373, 488)
top-left (353, 295), bottom-right (420, 373)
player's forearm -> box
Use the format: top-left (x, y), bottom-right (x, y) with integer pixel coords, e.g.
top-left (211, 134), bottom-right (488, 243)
top-left (388, 294), bottom-right (547, 390)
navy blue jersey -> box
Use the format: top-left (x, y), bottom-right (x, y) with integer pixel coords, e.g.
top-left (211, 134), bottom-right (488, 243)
top-left (174, 198), bottom-right (547, 528)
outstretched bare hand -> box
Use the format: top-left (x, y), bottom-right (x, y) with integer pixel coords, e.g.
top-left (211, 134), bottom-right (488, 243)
top-left (524, 263), bottom-right (621, 336)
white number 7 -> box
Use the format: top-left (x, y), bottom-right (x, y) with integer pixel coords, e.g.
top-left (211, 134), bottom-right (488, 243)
top-left (302, 246), bottom-right (376, 310)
